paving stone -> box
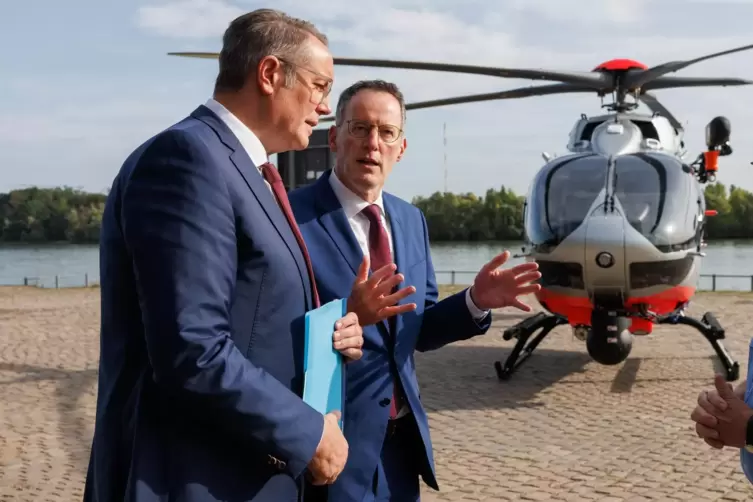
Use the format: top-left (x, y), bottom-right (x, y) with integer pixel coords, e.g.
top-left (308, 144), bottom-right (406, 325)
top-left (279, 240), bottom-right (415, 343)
top-left (2, 287), bottom-right (753, 500)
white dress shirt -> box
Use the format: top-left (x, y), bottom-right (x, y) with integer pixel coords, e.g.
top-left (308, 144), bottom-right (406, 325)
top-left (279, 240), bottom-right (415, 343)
top-left (204, 98), bottom-right (278, 202)
top-left (328, 170), bottom-right (490, 418)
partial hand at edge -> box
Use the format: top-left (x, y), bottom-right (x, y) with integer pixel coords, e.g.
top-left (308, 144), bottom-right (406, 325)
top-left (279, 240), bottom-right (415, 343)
top-left (306, 411), bottom-right (348, 485)
top-left (346, 255), bottom-right (417, 326)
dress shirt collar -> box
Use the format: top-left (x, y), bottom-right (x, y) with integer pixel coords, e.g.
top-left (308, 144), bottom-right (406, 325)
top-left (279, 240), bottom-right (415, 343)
top-left (329, 168), bottom-right (385, 220)
top-left (204, 98), bottom-right (268, 168)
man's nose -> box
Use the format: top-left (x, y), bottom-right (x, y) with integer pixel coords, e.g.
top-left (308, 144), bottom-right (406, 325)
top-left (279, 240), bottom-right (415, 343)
top-left (365, 128), bottom-right (380, 149)
top-left (316, 96), bottom-right (332, 116)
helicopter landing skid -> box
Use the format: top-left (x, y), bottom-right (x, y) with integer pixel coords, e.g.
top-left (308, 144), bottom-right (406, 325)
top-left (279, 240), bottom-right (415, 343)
top-left (657, 311), bottom-right (740, 382)
top-left (493, 312), bottom-right (568, 380)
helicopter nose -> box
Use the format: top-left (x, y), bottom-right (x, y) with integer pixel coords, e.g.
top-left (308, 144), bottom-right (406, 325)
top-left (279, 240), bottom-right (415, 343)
top-left (583, 211), bottom-right (628, 297)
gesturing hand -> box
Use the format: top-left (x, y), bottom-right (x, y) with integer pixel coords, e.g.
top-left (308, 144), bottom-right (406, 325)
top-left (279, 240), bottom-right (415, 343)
top-left (469, 250), bottom-right (541, 311)
top-left (346, 255), bottom-right (417, 326)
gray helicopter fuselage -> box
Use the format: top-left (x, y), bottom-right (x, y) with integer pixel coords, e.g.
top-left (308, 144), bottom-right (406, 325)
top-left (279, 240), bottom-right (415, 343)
top-left (524, 113), bottom-right (706, 307)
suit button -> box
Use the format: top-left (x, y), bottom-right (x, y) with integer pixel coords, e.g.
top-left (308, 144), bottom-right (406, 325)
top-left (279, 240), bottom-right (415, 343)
top-left (379, 398), bottom-right (391, 407)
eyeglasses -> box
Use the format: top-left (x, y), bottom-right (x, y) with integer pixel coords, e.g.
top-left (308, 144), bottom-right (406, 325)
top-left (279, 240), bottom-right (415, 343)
top-left (345, 120), bottom-right (403, 144)
top-left (277, 57), bottom-right (332, 105)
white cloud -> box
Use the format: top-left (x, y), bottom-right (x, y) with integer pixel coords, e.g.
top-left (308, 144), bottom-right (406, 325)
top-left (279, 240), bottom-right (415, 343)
top-left (137, 0), bottom-right (244, 39)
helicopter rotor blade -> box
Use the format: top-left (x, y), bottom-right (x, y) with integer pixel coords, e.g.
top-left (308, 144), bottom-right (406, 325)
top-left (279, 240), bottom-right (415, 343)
top-left (624, 43), bottom-right (753, 90)
top-left (332, 57), bottom-right (613, 88)
top-left (317, 83), bottom-right (595, 123)
top-left (644, 76), bottom-right (753, 90)
top-left (638, 92), bottom-right (683, 131)
top-left (168, 51), bottom-right (220, 59)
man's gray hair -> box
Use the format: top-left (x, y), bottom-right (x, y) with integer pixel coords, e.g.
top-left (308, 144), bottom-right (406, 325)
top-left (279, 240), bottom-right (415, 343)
top-left (335, 80), bottom-right (407, 126)
top-left (214, 9), bottom-right (328, 93)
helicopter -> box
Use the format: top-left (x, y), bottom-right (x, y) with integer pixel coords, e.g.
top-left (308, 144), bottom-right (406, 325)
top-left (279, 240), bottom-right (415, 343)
top-left (168, 43), bottom-right (753, 382)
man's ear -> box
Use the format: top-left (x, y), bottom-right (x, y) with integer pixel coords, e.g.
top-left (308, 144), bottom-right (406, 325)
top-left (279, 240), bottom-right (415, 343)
top-left (256, 55), bottom-right (284, 96)
top-left (396, 137), bottom-right (407, 162)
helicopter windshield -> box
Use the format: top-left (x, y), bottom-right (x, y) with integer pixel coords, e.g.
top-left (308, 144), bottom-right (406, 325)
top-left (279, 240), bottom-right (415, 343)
top-left (525, 152), bottom-right (696, 249)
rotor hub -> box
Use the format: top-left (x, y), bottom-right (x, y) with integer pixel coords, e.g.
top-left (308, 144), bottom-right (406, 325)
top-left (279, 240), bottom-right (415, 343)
top-left (592, 59), bottom-right (648, 72)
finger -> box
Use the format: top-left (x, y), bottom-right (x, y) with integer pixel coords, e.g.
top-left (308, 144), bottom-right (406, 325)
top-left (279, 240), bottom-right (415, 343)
top-left (372, 273), bottom-right (406, 297)
top-left (691, 406), bottom-right (718, 429)
top-left (356, 254), bottom-right (370, 283)
top-left (335, 311), bottom-right (359, 330)
top-left (327, 410), bottom-right (342, 421)
top-left (479, 250), bottom-right (511, 275)
top-left (367, 263), bottom-right (398, 286)
top-left (339, 348), bottom-right (363, 360)
top-left (509, 262), bottom-right (540, 276)
top-left (377, 303), bottom-right (418, 319)
top-left (704, 437), bottom-right (725, 449)
top-left (714, 374), bottom-right (735, 400)
top-left (379, 285), bottom-right (417, 305)
top-left (509, 298), bottom-right (532, 312)
top-left (695, 422), bottom-right (720, 440)
top-left (706, 390), bottom-right (729, 411)
top-left (514, 271), bottom-right (542, 285)
top-left (334, 327), bottom-right (363, 345)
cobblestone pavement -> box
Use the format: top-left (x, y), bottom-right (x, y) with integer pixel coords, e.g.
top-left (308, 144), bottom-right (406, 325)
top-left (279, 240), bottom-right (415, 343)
top-left (1, 287), bottom-right (753, 501)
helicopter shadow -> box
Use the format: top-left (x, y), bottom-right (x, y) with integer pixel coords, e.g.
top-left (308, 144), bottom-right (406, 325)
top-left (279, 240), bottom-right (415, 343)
top-left (414, 345), bottom-right (593, 412)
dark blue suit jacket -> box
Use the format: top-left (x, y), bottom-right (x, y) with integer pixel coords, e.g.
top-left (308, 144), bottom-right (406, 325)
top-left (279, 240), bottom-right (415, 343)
top-left (84, 105), bottom-right (327, 502)
top-left (289, 170), bottom-right (492, 501)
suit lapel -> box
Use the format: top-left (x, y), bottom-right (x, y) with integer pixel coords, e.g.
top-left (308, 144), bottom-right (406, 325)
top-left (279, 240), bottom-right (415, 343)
top-left (383, 195), bottom-right (408, 338)
top-left (191, 105), bottom-right (312, 308)
top-left (314, 171), bottom-right (364, 275)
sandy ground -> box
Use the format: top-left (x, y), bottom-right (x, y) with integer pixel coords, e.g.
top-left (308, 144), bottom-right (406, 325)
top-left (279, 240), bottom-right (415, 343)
top-left (1, 286), bottom-right (753, 501)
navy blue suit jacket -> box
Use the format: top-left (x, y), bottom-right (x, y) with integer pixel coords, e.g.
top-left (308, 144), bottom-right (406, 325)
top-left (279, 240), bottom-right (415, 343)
top-left (289, 170), bottom-right (492, 501)
top-left (84, 105), bottom-right (327, 502)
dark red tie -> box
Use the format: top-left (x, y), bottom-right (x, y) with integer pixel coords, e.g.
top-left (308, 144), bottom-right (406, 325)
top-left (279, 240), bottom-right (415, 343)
top-left (360, 204), bottom-right (404, 419)
top-left (260, 162), bottom-right (320, 308)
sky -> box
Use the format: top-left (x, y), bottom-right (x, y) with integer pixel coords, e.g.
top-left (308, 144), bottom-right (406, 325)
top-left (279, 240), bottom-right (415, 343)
top-left (3, 0), bottom-right (753, 202)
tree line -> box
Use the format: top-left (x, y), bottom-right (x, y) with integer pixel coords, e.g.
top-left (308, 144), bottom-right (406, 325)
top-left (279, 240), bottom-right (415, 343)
top-left (0, 183), bottom-right (751, 244)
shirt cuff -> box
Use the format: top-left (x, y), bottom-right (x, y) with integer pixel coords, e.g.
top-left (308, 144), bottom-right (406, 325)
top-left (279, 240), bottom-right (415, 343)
top-left (465, 287), bottom-right (491, 320)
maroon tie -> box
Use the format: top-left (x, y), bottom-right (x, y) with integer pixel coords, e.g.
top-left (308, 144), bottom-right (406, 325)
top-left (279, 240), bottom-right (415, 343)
top-left (260, 162), bottom-right (320, 308)
top-left (360, 204), bottom-right (404, 419)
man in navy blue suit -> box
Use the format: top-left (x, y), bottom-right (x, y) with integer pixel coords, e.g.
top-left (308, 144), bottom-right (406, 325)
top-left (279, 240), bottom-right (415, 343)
top-left (289, 80), bottom-right (542, 501)
top-left (83, 10), bottom-right (381, 502)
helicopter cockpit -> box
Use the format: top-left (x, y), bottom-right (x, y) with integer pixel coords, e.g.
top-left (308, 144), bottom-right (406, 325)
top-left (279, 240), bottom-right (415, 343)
top-left (566, 113), bottom-right (683, 157)
top-left (524, 151), bottom-right (702, 253)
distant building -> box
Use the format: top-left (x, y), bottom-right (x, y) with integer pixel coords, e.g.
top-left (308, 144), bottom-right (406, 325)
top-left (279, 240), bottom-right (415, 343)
top-left (278, 128), bottom-right (334, 191)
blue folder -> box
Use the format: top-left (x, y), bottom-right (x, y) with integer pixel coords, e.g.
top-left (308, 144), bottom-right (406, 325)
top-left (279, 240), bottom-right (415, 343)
top-left (302, 298), bottom-right (347, 429)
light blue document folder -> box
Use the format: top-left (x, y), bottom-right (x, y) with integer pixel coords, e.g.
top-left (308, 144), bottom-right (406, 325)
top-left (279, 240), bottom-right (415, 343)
top-left (302, 298), bottom-right (346, 429)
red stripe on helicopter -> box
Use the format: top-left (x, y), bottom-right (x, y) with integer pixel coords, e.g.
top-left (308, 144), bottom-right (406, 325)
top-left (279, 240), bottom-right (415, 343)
top-left (535, 285), bottom-right (696, 335)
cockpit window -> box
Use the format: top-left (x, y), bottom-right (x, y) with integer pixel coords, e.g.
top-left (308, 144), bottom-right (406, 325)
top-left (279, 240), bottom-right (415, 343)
top-left (613, 154), bottom-right (665, 235)
top-left (545, 156), bottom-right (608, 238)
top-left (525, 152), bottom-right (694, 250)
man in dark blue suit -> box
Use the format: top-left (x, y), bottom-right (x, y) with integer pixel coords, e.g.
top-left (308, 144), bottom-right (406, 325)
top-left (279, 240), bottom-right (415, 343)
top-left (84, 10), bottom-right (375, 502)
top-left (289, 80), bottom-right (542, 501)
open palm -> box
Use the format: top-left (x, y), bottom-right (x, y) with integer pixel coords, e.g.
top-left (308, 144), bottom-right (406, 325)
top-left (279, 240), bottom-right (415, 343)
top-left (470, 251), bottom-right (542, 311)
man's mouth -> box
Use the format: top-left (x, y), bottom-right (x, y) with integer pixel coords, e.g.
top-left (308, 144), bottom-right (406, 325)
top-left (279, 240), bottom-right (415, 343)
top-left (357, 158), bottom-right (380, 167)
